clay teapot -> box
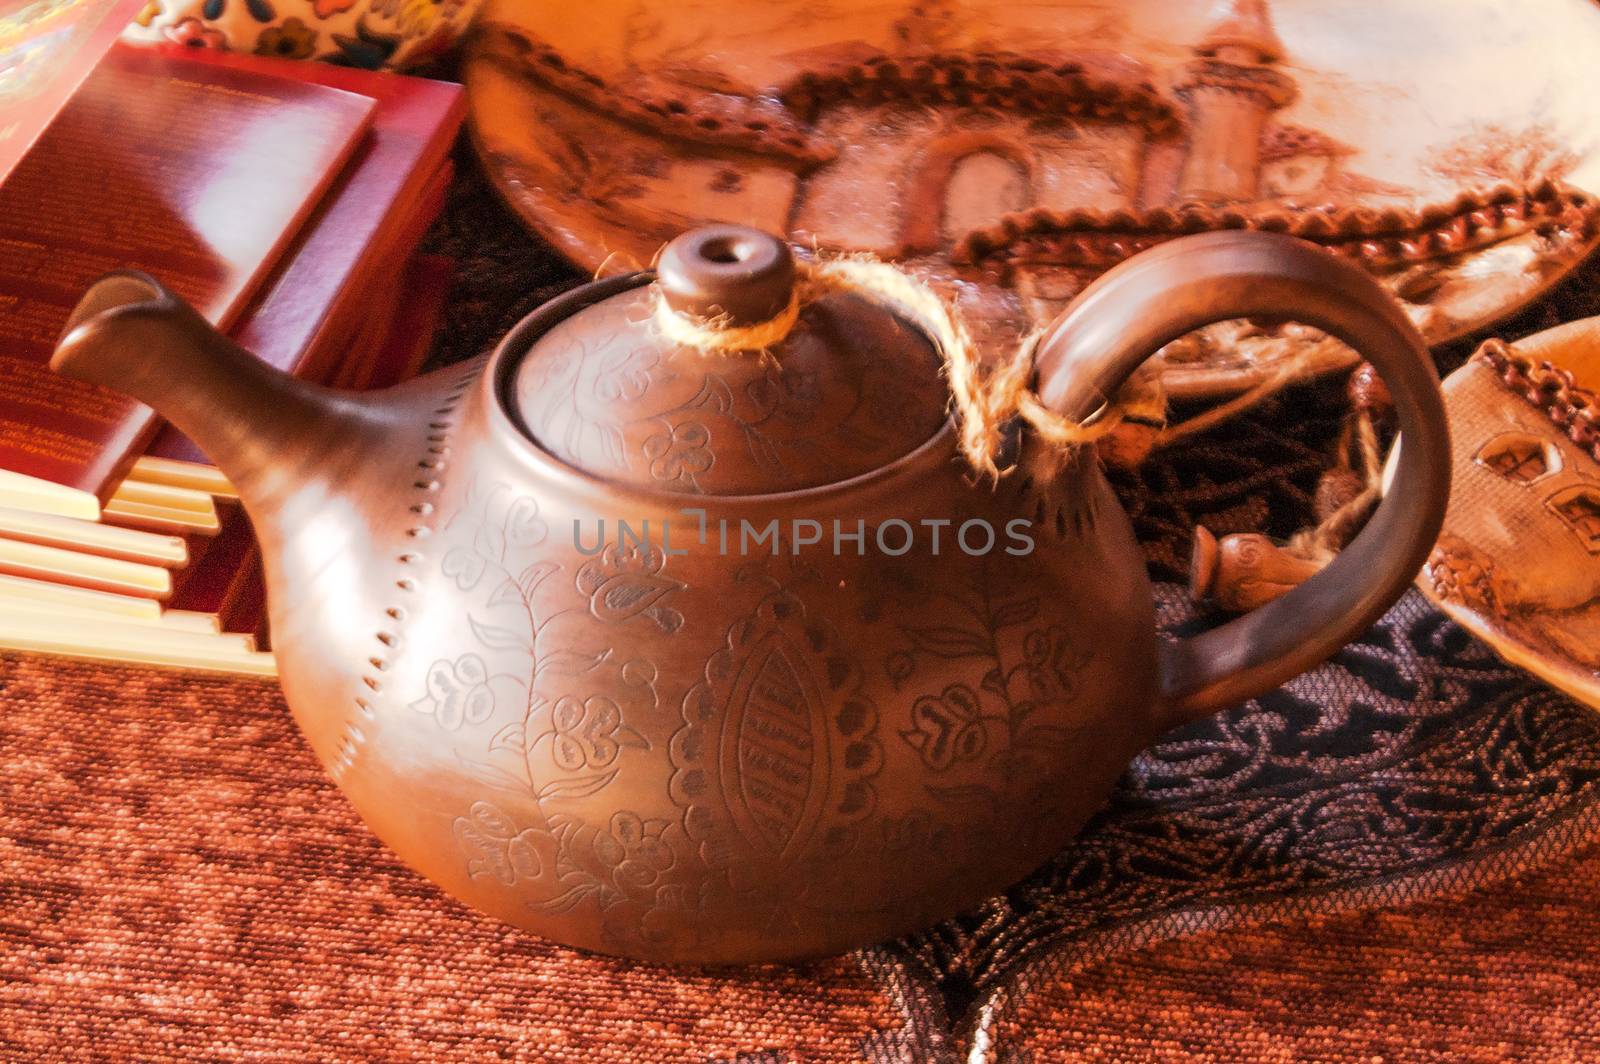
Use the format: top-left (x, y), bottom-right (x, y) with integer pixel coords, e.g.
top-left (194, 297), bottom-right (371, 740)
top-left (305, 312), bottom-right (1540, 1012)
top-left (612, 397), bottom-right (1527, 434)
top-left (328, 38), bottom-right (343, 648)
top-left (52, 226), bottom-right (1449, 963)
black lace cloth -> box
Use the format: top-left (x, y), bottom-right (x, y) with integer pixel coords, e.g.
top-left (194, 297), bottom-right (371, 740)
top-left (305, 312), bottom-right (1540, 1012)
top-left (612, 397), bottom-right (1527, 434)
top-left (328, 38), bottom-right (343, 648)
top-left (417, 140), bottom-right (1600, 1054)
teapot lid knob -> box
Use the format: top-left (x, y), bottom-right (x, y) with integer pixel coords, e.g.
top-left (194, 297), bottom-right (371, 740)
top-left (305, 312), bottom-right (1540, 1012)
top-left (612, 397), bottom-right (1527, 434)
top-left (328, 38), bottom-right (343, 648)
top-left (657, 224), bottom-right (796, 326)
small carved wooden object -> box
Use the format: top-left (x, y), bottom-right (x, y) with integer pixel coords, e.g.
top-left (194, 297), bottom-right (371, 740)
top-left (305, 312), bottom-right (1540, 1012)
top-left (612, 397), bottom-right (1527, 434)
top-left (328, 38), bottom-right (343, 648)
top-left (1189, 526), bottom-right (1327, 613)
top-left (50, 225), bottom-right (1449, 963)
top-left (1347, 362), bottom-right (1394, 423)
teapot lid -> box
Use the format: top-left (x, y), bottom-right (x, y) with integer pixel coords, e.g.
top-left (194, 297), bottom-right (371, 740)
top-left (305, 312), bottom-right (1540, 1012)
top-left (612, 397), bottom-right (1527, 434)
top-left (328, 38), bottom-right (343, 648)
top-left (506, 226), bottom-right (951, 495)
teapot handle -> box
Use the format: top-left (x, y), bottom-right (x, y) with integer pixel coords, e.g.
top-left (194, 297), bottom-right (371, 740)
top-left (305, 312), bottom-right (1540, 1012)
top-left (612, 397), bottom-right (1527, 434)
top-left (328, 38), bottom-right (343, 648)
top-left (1030, 230), bottom-right (1450, 724)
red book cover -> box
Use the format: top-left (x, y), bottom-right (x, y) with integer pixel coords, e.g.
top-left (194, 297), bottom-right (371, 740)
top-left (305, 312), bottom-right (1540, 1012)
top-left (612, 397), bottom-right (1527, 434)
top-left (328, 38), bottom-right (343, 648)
top-left (151, 44), bottom-right (463, 376)
top-left (327, 158), bottom-right (454, 387)
top-left (145, 46), bottom-right (464, 464)
top-left (0, 0), bottom-right (146, 185)
top-left (218, 540), bottom-right (264, 640)
top-left (356, 252), bottom-right (452, 390)
top-left (166, 501), bottom-right (250, 616)
top-left (0, 42), bottom-right (374, 515)
top-left (328, 166), bottom-right (451, 389)
top-left (326, 276), bottom-right (404, 391)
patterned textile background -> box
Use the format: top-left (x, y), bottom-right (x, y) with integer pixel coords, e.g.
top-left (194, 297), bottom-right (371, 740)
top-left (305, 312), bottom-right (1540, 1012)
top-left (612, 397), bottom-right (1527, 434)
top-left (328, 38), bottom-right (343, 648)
top-left (6, 140), bottom-right (1600, 1061)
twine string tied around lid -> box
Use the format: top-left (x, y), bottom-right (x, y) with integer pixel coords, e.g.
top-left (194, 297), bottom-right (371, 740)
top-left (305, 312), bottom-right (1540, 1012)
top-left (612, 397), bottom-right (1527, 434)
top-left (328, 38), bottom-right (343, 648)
top-left (650, 251), bottom-right (1325, 478)
top-left (650, 253), bottom-right (1128, 477)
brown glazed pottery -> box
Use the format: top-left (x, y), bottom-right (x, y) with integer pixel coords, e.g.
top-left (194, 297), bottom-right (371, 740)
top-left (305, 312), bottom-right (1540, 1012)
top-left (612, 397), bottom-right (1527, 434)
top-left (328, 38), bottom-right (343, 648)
top-left (464, 0), bottom-right (1600, 398)
top-left (1421, 320), bottom-right (1600, 711)
top-left (52, 226), bottom-right (1449, 963)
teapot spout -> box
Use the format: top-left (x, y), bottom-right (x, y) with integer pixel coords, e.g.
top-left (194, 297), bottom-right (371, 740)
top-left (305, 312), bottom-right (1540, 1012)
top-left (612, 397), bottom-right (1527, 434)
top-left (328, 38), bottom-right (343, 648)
top-left (52, 271), bottom-right (378, 512)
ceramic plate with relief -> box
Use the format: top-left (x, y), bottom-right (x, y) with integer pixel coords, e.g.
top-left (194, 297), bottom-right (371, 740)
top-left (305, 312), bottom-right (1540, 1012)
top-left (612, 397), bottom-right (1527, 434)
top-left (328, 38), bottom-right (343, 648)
top-left (1420, 319), bottom-right (1600, 711)
top-left (464, 0), bottom-right (1600, 398)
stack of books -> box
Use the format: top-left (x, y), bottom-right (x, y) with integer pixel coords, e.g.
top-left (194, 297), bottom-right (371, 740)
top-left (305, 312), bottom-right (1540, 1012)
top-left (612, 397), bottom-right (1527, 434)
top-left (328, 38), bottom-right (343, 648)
top-left (0, 38), bottom-right (465, 675)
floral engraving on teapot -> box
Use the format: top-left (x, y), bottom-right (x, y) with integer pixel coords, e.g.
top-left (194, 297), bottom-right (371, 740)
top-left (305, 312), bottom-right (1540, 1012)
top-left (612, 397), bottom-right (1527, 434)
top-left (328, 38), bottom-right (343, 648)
top-left (877, 563), bottom-right (1093, 820)
top-left (544, 695), bottom-right (634, 770)
top-left (511, 330), bottom-right (658, 471)
top-left (453, 800), bottom-right (553, 886)
top-left (574, 542), bottom-right (685, 632)
top-left (433, 484), bottom-right (666, 785)
top-left (902, 683), bottom-right (992, 772)
top-left (331, 362), bottom-right (485, 782)
top-left (439, 497), bottom-right (550, 598)
top-left (452, 797), bottom-right (695, 954)
top-left (410, 653), bottom-right (498, 731)
top-left (669, 581), bottom-right (884, 887)
top-left (430, 482), bottom-right (703, 950)
top-left (642, 420), bottom-right (714, 486)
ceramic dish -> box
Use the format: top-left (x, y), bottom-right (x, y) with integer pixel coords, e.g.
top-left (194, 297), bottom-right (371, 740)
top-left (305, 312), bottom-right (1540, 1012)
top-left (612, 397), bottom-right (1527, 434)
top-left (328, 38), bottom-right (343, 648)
top-left (1421, 319), bottom-right (1600, 710)
top-left (464, 0), bottom-right (1600, 398)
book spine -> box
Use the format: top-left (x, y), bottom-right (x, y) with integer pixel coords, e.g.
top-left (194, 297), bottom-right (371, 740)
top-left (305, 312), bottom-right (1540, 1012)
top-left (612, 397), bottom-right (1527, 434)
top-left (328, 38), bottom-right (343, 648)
top-left (0, 611), bottom-right (274, 676)
top-left (126, 457), bottom-right (238, 500)
top-left (0, 572), bottom-right (162, 620)
top-left (0, 537), bottom-right (172, 598)
top-left (0, 505), bottom-right (187, 565)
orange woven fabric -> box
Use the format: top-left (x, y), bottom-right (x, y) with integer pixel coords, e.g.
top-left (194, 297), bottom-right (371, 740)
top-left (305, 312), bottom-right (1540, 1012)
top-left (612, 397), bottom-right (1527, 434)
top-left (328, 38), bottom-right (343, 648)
top-left (0, 654), bottom-right (907, 1061)
top-left (6, 640), bottom-right (1600, 1061)
top-left (983, 844), bottom-right (1600, 1062)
